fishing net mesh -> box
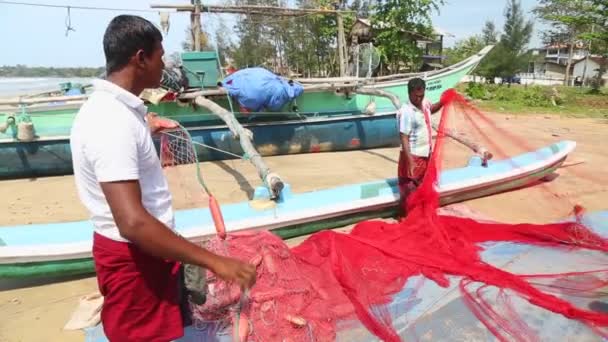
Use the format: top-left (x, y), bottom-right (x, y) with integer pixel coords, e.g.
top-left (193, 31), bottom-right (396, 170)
top-left (163, 89), bottom-right (608, 341)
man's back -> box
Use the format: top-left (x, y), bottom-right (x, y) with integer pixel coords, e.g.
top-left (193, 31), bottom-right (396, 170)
top-left (70, 79), bottom-right (174, 242)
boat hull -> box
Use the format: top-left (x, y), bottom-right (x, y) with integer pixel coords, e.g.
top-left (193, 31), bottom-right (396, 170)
top-left (0, 113), bottom-right (399, 180)
top-left (0, 46), bottom-right (489, 135)
top-left (0, 140), bottom-right (576, 279)
top-left (0, 47), bottom-right (493, 180)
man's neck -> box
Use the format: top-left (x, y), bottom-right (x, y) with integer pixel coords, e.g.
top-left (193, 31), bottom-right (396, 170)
top-left (107, 71), bottom-right (144, 96)
top-left (409, 101), bottom-right (423, 111)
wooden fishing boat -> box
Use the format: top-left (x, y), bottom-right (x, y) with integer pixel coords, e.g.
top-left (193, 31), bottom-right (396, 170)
top-left (83, 208), bottom-right (608, 341)
top-left (0, 46), bottom-right (493, 180)
top-left (0, 46), bottom-right (493, 120)
top-left (0, 111), bottom-right (399, 180)
top-left (0, 140), bottom-right (576, 279)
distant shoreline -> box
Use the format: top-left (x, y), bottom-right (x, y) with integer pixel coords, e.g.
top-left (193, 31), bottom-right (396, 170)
top-left (0, 66), bottom-right (103, 79)
top-left (0, 77), bottom-right (94, 97)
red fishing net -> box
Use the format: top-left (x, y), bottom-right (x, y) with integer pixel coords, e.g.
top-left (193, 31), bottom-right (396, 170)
top-left (186, 89), bottom-right (608, 341)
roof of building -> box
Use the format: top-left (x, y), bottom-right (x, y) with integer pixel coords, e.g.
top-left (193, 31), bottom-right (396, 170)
top-left (578, 56), bottom-right (607, 66)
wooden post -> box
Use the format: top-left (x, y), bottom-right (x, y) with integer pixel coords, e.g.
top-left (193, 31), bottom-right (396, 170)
top-left (336, 11), bottom-right (346, 77)
top-left (192, 0), bottom-right (201, 51)
top-left (581, 24), bottom-right (594, 84)
top-left (565, 40), bottom-right (574, 86)
top-left (439, 34), bottom-right (443, 61)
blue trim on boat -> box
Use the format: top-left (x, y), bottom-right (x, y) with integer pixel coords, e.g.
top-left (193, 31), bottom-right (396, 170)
top-left (0, 141), bottom-right (573, 247)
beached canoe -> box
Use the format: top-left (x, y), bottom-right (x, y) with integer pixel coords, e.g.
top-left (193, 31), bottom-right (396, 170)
top-left (83, 209), bottom-right (608, 341)
top-left (0, 140), bottom-right (576, 279)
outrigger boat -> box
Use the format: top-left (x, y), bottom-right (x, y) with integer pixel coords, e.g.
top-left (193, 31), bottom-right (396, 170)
top-left (0, 46), bottom-right (493, 180)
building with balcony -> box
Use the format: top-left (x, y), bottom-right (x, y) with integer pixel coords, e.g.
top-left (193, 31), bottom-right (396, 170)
top-left (349, 18), bottom-right (453, 73)
top-left (525, 42), bottom-right (591, 84)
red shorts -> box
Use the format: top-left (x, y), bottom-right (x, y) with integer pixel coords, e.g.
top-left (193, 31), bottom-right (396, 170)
top-left (397, 152), bottom-right (429, 213)
top-left (93, 232), bottom-right (184, 342)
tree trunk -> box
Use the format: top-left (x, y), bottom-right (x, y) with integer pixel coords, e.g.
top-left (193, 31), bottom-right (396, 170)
top-left (565, 40), bottom-right (574, 86)
top-left (336, 13), bottom-right (346, 77)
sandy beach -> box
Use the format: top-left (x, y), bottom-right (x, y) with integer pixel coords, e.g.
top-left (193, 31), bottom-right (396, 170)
top-left (0, 113), bottom-right (607, 342)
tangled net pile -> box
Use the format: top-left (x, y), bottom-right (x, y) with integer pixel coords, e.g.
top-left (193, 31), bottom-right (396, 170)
top-left (189, 90), bottom-right (608, 341)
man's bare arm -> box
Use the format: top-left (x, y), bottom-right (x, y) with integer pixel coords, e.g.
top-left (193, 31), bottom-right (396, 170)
top-left (430, 102), bottom-right (444, 114)
top-left (400, 133), bottom-right (415, 178)
top-left (100, 180), bottom-right (256, 288)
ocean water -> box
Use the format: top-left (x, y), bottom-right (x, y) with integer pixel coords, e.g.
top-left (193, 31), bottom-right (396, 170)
top-left (0, 77), bottom-right (93, 97)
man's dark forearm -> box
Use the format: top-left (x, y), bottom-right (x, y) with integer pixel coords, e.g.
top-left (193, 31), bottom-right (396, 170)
top-left (123, 212), bottom-right (223, 270)
top-left (430, 102), bottom-right (443, 114)
top-left (100, 180), bottom-right (224, 271)
top-left (400, 134), bottom-right (414, 168)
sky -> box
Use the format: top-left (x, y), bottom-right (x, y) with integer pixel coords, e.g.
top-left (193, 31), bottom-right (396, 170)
top-left (0, 0), bottom-right (544, 68)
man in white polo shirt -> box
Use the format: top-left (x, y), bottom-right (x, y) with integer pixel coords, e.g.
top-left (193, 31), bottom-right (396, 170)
top-left (397, 78), bottom-right (445, 215)
top-left (70, 15), bottom-right (255, 341)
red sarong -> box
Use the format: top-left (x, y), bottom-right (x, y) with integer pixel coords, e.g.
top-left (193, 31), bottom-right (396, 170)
top-left (93, 232), bottom-right (184, 342)
top-left (397, 151), bottom-right (428, 214)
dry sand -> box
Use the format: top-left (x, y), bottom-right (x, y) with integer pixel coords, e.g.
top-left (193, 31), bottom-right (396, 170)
top-left (0, 113), bottom-right (607, 342)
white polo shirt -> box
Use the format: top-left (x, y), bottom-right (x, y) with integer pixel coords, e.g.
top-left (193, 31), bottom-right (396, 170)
top-left (397, 99), bottom-right (433, 158)
top-left (70, 79), bottom-right (174, 243)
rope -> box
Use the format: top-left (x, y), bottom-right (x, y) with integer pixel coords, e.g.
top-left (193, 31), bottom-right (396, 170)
top-left (0, 0), bottom-right (158, 12)
top-left (65, 6), bottom-right (75, 37)
top-left (162, 130), bottom-right (246, 160)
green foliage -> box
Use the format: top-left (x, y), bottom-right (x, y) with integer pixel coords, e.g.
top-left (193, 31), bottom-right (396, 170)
top-left (589, 63), bottom-right (606, 94)
top-left (533, 0), bottom-right (598, 44)
top-left (445, 35), bottom-right (485, 66)
top-left (371, 0), bottom-right (444, 73)
top-left (459, 82), bottom-right (608, 117)
top-left (501, 0), bottom-right (533, 53)
top-left (465, 82), bottom-right (490, 100)
top-left (458, 83), bottom-right (608, 117)
top-left (214, 0), bottom-right (447, 76)
top-left (533, 0), bottom-right (607, 84)
top-left (225, 0), bottom-right (350, 76)
top-left (465, 83), bottom-right (557, 107)
top-left (476, 0), bottom-right (533, 81)
top-left (349, 0), bottom-right (371, 17)
top-left (213, 21), bottom-right (234, 66)
top-left (288, 0), bottom-right (343, 76)
top-left (230, 0), bottom-right (277, 70)
top-left (182, 26), bottom-right (213, 52)
top-left (482, 21), bottom-right (499, 45)
top-left (0, 65), bottom-right (104, 78)
top-left (581, 0), bottom-right (608, 54)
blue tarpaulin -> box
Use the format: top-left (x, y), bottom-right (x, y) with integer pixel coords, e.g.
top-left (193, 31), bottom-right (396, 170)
top-left (221, 67), bottom-right (304, 112)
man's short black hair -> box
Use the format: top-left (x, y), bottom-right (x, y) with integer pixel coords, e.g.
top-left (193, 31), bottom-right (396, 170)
top-left (408, 77), bottom-right (426, 94)
top-left (103, 15), bottom-right (163, 74)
